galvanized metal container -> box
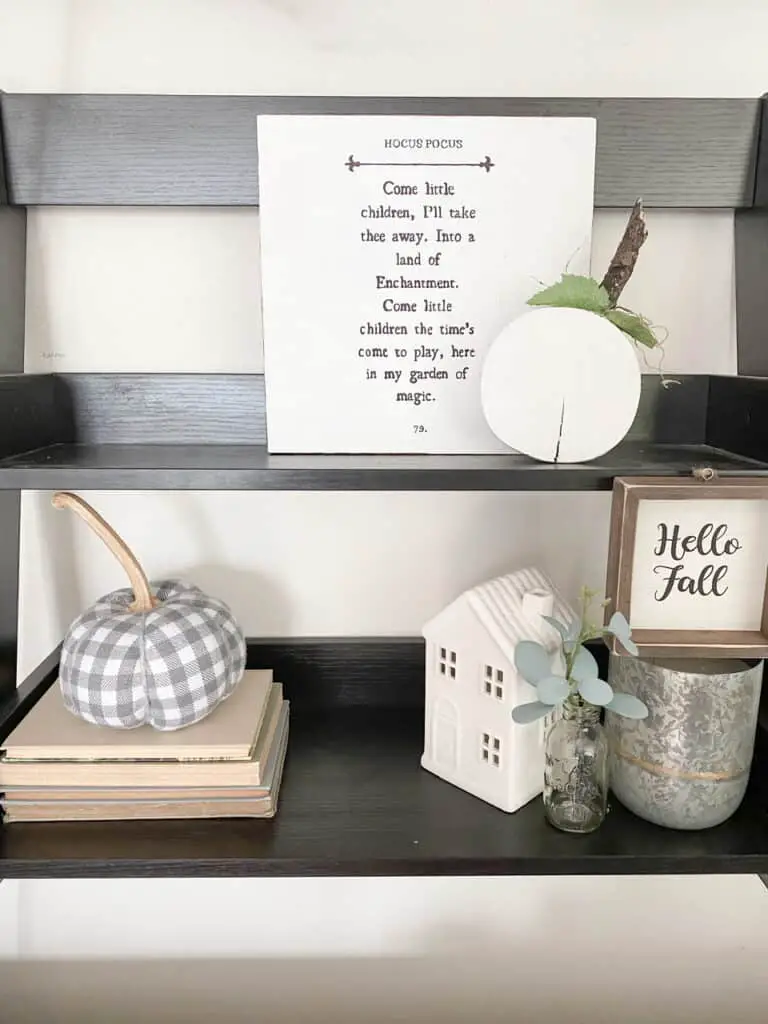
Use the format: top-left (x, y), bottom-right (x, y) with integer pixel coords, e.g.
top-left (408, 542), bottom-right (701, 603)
top-left (606, 655), bottom-right (763, 830)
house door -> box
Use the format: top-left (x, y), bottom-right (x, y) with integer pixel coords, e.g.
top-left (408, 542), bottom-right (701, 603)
top-left (432, 697), bottom-right (459, 769)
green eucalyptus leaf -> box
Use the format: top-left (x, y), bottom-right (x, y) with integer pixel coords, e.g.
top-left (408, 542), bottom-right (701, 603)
top-left (527, 274), bottom-right (611, 314)
top-left (577, 677), bottom-right (614, 706)
top-left (604, 308), bottom-right (659, 349)
top-left (514, 641), bottom-right (551, 685)
top-left (562, 617), bottom-right (581, 651)
top-left (536, 675), bottom-right (570, 705)
top-left (607, 611), bottom-right (631, 639)
top-left (511, 701), bottom-right (553, 725)
top-left (605, 692), bottom-right (649, 719)
top-left (571, 645), bottom-right (599, 683)
top-left (605, 612), bottom-right (639, 655)
top-left (541, 615), bottom-right (568, 640)
top-left (616, 635), bottom-right (639, 656)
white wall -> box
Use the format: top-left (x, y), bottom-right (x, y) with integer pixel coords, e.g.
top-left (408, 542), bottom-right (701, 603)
top-left (1, 875), bottom-right (767, 1024)
top-left (2, 1), bottom-right (768, 1020)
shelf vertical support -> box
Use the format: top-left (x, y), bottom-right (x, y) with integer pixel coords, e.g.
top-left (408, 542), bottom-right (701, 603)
top-left (0, 92), bottom-right (27, 698)
top-left (735, 95), bottom-right (768, 375)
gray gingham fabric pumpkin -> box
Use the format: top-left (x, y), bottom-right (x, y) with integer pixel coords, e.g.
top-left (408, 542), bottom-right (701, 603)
top-left (53, 492), bottom-right (246, 731)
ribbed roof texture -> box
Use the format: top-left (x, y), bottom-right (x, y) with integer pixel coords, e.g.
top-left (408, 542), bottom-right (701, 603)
top-left (425, 567), bottom-right (576, 666)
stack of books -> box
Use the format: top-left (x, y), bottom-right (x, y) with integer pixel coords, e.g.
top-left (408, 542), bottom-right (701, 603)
top-left (0, 670), bottom-right (288, 822)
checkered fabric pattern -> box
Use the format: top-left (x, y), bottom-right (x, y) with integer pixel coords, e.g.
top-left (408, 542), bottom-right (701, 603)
top-left (59, 579), bottom-right (246, 731)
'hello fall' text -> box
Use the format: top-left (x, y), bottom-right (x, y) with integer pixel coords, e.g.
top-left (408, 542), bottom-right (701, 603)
top-left (652, 522), bottom-right (742, 602)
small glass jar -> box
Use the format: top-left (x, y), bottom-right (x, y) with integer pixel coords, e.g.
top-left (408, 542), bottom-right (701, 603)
top-left (544, 697), bottom-right (608, 833)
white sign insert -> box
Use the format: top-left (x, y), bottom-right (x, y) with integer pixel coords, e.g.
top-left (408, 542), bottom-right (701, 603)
top-left (629, 498), bottom-right (768, 631)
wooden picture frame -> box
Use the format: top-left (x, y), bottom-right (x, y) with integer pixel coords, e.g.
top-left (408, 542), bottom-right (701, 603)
top-left (605, 476), bottom-right (768, 658)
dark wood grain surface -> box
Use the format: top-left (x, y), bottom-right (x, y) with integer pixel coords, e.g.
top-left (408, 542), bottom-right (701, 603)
top-left (734, 210), bottom-right (768, 377)
top-left (754, 99), bottom-right (768, 208)
top-left (0, 374), bottom-right (75, 461)
top-left (0, 442), bottom-right (764, 492)
top-left (708, 374), bottom-right (768, 460)
top-left (0, 94), bottom-right (8, 206)
top-left (1, 709), bottom-right (768, 878)
top-left (0, 492), bottom-right (20, 698)
top-left (1, 95), bottom-right (759, 208)
top-left (2, 639), bottom-right (767, 879)
top-left (0, 194), bottom-right (26, 702)
top-left (0, 648), bottom-right (61, 743)
top-left (66, 373), bottom-right (268, 445)
top-left (0, 211), bottom-right (26, 374)
top-left (247, 637), bottom-right (427, 711)
top-left (0, 639), bottom-right (426, 750)
top-left (0, 372), bottom-right (706, 449)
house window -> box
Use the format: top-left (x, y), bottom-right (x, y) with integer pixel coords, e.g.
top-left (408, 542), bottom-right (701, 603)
top-left (439, 648), bottom-right (457, 679)
top-left (483, 665), bottom-right (492, 695)
top-left (483, 665), bottom-right (504, 700)
top-left (481, 733), bottom-right (502, 767)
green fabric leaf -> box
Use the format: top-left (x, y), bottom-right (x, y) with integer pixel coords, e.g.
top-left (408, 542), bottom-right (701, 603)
top-left (607, 611), bottom-right (631, 639)
top-left (565, 618), bottom-right (580, 641)
top-left (514, 640), bottom-right (551, 685)
top-left (577, 677), bottom-right (614, 706)
top-left (605, 692), bottom-right (649, 719)
top-left (527, 274), bottom-right (610, 314)
top-left (541, 615), bottom-right (568, 640)
top-left (536, 675), bottom-right (570, 705)
top-left (562, 616), bottom-right (580, 651)
top-left (604, 308), bottom-right (659, 349)
top-left (571, 645), bottom-right (599, 683)
top-left (511, 701), bottom-right (553, 725)
top-left (605, 612), bottom-right (639, 655)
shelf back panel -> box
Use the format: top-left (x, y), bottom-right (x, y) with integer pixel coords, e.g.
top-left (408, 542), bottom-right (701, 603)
top-left (0, 95), bottom-right (759, 208)
top-left (0, 372), bottom-right (708, 449)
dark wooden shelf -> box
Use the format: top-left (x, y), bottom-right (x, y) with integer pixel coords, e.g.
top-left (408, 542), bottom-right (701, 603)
top-left (0, 95), bottom-right (759, 208)
top-left (1, 709), bottom-right (768, 879)
top-left (2, 640), bottom-right (767, 879)
top-left (0, 442), bottom-right (765, 491)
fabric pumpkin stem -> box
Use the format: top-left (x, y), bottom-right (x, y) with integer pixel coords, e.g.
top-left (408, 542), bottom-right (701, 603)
top-left (51, 491), bottom-right (157, 613)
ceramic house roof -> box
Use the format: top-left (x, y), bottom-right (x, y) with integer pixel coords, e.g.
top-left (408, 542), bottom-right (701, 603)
top-left (423, 567), bottom-right (576, 666)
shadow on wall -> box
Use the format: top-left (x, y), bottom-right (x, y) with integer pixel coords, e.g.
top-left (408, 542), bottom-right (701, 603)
top-left (0, 944), bottom-right (766, 1024)
top-left (161, 491), bottom-right (292, 635)
top-left (33, 491), bottom-right (84, 639)
top-left (170, 563), bottom-right (292, 638)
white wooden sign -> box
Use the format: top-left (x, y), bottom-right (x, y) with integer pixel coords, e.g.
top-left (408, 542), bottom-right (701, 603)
top-left (606, 477), bottom-right (768, 658)
top-left (257, 114), bottom-right (597, 453)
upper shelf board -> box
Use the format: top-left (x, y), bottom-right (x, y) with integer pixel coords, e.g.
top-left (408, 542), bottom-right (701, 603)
top-left (0, 372), bottom-right (765, 491)
top-left (0, 95), bottom-right (760, 208)
top-left (0, 442), bottom-right (765, 492)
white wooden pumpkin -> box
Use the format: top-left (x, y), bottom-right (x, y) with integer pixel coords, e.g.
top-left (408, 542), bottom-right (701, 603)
top-left (480, 306), bottom-right (641, 464)
top-left (53, 492), bottom-right (246, 731)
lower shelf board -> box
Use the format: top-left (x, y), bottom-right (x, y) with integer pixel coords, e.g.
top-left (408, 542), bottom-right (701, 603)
top-left (2, 710), bottom-right (768, 878)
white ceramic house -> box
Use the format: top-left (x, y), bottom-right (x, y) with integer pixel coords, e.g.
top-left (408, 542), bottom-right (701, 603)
top-left (421, 567), bottom-right (575, 813)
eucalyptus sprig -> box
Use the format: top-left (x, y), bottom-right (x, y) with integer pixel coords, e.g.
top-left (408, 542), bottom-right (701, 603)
top-left (511, 586), bottom-right (649, 725)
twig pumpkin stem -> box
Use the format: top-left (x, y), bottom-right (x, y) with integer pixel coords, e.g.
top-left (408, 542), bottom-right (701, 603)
top-left (600, 198), bottom-right (648, 306)
top-left (51, 491), bottom-right (157, 613)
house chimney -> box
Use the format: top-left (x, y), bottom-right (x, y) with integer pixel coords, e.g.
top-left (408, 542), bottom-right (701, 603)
top-left (522, 588), bottom-right (554, 624)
